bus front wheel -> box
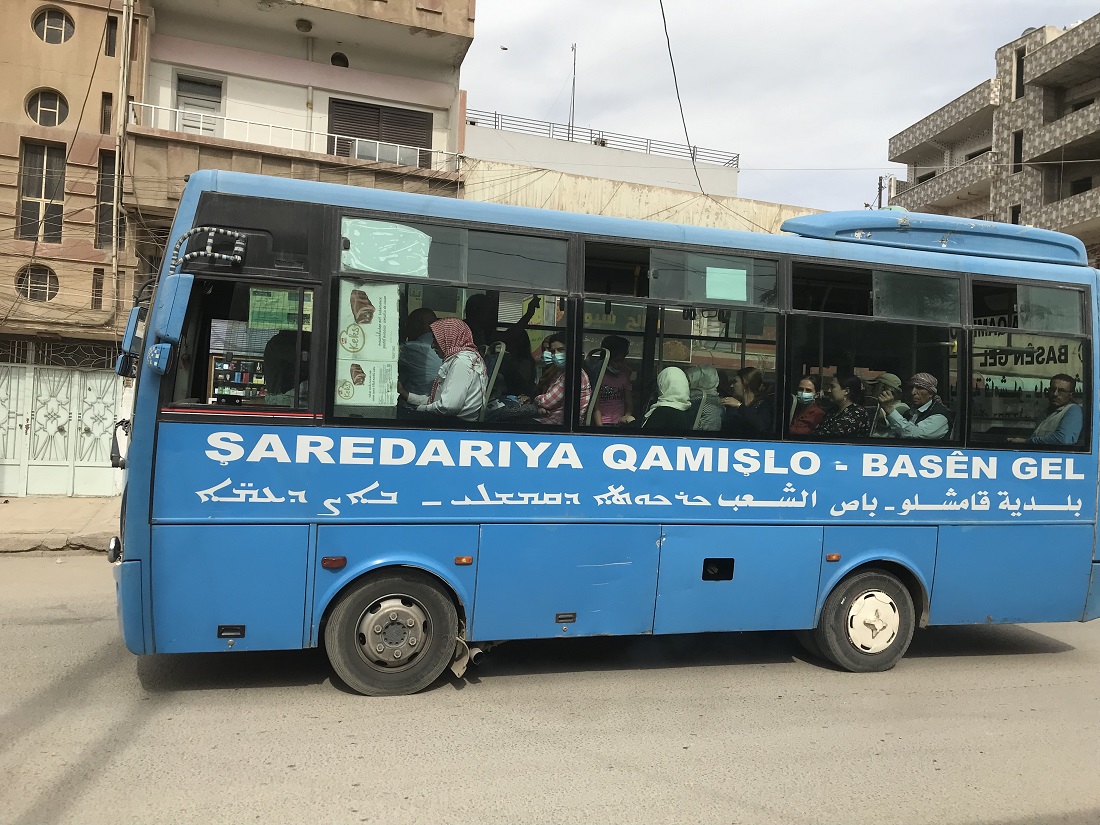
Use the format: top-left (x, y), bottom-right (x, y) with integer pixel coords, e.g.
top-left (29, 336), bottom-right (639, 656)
top-left (324, 571), bottom-right (459, 696)
top-left (814, 570), bottom-right (915, 673)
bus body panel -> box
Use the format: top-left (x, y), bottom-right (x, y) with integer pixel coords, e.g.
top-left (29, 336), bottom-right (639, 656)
top-left (113, 560), bottom-right (146, 654)
top-left (815, 526), bottom-right (939, 622)
top-left (653, 525), bottom-right (824, 633)
top-left (470, 524), bottom-right (661, 640)
top-left (150, 524), bottom-right (310, 652)
top-left (311, 524), bottom-right (481, 646)
top-left (1084, 562), bottom-right (1100, 621)
top-left (930, 524), bottom-right (1094, 624)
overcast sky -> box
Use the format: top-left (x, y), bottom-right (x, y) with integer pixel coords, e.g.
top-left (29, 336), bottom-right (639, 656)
top-left (460, 1), bottom-right (1099, 212)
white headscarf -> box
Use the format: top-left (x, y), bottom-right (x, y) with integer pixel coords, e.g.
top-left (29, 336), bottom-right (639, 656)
top-left (644, 367), bottom-right (691, 419)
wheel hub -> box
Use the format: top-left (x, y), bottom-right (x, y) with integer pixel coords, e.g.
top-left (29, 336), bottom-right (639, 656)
top-left (845, 589), bottom-right (899, 654)
top-left (356, 596), bottom-right (430, 670)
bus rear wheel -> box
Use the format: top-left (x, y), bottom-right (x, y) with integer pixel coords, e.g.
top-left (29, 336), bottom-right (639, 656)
top-left (324, 571), bottom-right (458, 696)
top-left (814, 570), bottom-right (915, 673)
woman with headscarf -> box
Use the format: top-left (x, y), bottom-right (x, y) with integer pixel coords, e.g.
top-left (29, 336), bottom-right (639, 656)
top-left (398, 317), bottom-right (487, 422)
top-left (877, 371), bottom-right (951, 439)
top-left (687, 365), bottom-right (723, 431)
top-left (642, 367), bottom-right (693, 432)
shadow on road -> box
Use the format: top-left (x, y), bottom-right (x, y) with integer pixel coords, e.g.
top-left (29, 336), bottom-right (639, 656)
top-left (131, 623), bottom-right (1076, 694)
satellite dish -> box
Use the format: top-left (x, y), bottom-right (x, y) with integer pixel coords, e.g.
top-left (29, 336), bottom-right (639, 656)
top-left (1021, 27), bottom-right (1038, 36)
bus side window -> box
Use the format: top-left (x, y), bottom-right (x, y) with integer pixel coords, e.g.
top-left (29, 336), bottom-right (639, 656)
top-left (786, 316), bottom-right (960, 444)
top-left (162, 280), bottom-right (313, 410)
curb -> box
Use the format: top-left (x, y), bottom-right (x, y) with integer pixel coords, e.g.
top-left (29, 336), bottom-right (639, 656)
top-left (0, 534), bottom-right (111, 554)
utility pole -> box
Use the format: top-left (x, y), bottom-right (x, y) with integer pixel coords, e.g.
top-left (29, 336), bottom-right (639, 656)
top-left (567, 43), bottom-right (576, 141)
top-left (876, 175), bottom-right (884, 209)
top-left (112, 0), bottom-right (135, 323)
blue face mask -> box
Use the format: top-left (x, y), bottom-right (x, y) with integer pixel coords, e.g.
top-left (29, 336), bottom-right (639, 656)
top-left (552, 352), bottom-right (566, 367)
top-left (796, 391), bottom-right (815, 404)
top-left (542, 350), bottom-right (554, 365)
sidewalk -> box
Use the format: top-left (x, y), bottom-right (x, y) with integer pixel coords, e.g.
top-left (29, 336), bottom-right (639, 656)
top-left (0, 496), bottom-right (120, 553)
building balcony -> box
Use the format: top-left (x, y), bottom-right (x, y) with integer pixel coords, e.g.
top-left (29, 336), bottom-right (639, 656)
top-left (147, 0), bottom-right (473, 65)
top-left (889, 79), bottom-right (999, 164)
top-left (1026, 99), bottom-right (1100, 162)
top-left (125, 102), bottom-right (461, 216)
top-left (889, 151), bottom-right (998, 211)
top-left (1034, 185), bottom-right (1100, 246)
top-left (1025, 17), bottom-right (1100, 88)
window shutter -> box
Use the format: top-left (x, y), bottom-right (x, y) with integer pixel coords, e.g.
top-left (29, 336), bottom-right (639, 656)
top-left (328, 99), bottom-right (432, 166)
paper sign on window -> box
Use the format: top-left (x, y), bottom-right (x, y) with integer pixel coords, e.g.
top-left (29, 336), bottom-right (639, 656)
top-left (705, 267), bottom-right (748, 302)
top-left (335, 281), bottom-right (400, 407)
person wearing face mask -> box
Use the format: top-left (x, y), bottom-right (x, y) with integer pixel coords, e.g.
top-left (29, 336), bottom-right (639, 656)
top-left (532, 333), bottom-right (590, 425)
top-left (788, 374), bottom-right (826, 435)
top-left (592, 335), bottom-right (635, 426)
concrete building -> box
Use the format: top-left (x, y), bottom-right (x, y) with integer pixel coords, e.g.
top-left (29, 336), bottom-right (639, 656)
top-left (889, 13), bottom-right (1100, 263)
top-left (463, 110), bottom-right (814, 233)
top-left (0, 0), bottom-right (473, 495)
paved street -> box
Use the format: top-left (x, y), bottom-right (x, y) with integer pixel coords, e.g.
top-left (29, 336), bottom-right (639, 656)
top-left (1, 554), bottom-right (1098, 825)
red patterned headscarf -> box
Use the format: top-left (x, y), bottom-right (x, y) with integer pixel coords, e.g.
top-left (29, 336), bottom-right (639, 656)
top-left (429, 318), bottom-right (479, 359)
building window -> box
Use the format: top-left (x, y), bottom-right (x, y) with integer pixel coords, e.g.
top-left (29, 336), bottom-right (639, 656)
top-left (26, 90), bottom-right (69, 127)
top-left (916, 171), bottom-right (936, 184)
top-left (95, 151), bottom-right (125, 249)
top-left (100, 92), bottom-right (113, 135)
top-left (32, 8), bottom-right (74, 44)
top-left (1011, 131), bottom-right (1023, 173)
top-left (328, 99), bottom-right (433, 166)
top-left (1010, 204), bottom-right (1022, 224)
top-left (1071, 98), bottom-right (1094, 113)
top-left (105, 16), bottom-right (118, 56)
top-left (91, 269), bottom-right (104, 310)
top-left (175, 76), bottom-right (222, 135)
top-left (331, 52), bottom-right (349, 67)
top-left (17, 141), bottom-right (65, 243)
top-left (1014, 47), bottom-right (1026, 99)
top-left (1070, 177), bottom-right (1092, 197)
top-left (15, 265), bottom-right (59, 302)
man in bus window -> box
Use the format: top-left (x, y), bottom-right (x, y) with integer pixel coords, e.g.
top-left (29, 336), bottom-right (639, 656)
top-left (398, 307), bottom-right (441, 404)
top-left (876, 372), bottom-right (950, 439)
top-left (1010, 374), bottom-right (1083, 446)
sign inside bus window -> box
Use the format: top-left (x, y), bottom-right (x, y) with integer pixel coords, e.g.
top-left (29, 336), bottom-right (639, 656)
top-left (705, 267), bottom-right (748, 302)
top-left (152, 425), bottom-right (1095, 523)
top-left (341, 218), bottom-right (431, 277)
top-left (335, 281), bottom-right (399, 407)
top-left (248, 288), bottom-right (312, 331)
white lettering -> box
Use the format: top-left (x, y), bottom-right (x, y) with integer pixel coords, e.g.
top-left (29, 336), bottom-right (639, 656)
top-left (459, 440), bottom-right (494, 467)
top-left (604, 444), bottom-right (637, 472)
top-left (731, 448), bottom-right (760, 475)
top-left (919, 455), bottom-right (942, 478)
top-left (945, 454), bottom-right (968, 479)
top-left (415, 439), bottom-right (456, 466)
top-left (205, 431), bottom-right (244, 463)
top-left (337, 437), bottom-right (372, 465)
top-left (639, 446), bottom-right (673, 471)
top-left (246, 433), bottom-right (291, 463)
top-left (763, 451), bottom-right (788, 475)
top-left (973, 456), bottom-right (997, 479)
top-left (1065, 458), bottom-right (1084, 480)
top-left (676, 446), bottom-right (712, 473)
top-left (863, 454), bottom-right (888, 477)
top-left (516, 441), bottom-right (550, 468)
top-left (379, 438), bottom-right (415, 465)
top-left (889, 455), bottom-right (917, 478)
top-left (547, 443), bottom-right (583, 469)
top-left (297, 435), bottom-right (336, 464)
top-left (1013, 457), bottom-right (1038, 479)
top-left (790, 451), bottom-right (820, 476)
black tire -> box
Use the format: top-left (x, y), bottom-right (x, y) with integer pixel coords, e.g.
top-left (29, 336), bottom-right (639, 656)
top-left (813, 570), bottom-right (915, 673)
top-left (324, 570), bottom-right (458, 696)
top-left (794, 629), bottom-right (824, 660)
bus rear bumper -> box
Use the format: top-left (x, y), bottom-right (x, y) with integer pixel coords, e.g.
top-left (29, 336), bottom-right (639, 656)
top-left (1084, 562), bottom-right (1100, 622)
top-left (113, 559), bottom-right (147, 654)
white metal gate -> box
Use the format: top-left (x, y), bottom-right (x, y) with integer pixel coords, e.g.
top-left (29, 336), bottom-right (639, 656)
top-left (0, 340), bottom-right (121, 497)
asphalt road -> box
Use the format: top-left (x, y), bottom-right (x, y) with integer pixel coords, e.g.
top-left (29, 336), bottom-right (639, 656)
top-left (1, 555), bottom-right (1098, 825)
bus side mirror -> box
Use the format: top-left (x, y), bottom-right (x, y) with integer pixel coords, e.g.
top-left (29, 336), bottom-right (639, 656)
top-left (146, 343), bottom-right (172, 375)
top-left (115, 353), bottom-right (138, 378)
top-left (121, 306), bottom-right (147, 355)
top-left (152, 274), bottom-right (193, 344)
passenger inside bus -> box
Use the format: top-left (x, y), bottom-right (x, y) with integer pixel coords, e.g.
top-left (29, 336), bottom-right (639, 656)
top-left (814, 376), bottom-right (871, 438)
top-left (1009, 374), bottom-right (1083, 445)
top-left (868, 373), bottom-right (908, 437)
top-left (721, 367), bottom-right (775, 438)
top-left (263, 330), bottom-right (310, 406)
top-left (591, 335), bottom-right (635, 426)
top-left (465, 293), bottom-right (541, 398)
top-left (686, 365), bottom-right (722, 431)
top-left (530, 333), bottom-right (590, 425)
top-left (398, 307), bottom-right (441, 405)
top-left (876, 372), bottom-right (950, 439)
top-left (788, 374), bottom-right (825, 436)
top-left (397, 318), bottom-right (487, 422)
top-left (641, 366), bottom-right (693, 432)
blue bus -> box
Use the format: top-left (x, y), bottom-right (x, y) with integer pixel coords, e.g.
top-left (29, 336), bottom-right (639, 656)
top-left (109, 170), bottom-right (1100, 695)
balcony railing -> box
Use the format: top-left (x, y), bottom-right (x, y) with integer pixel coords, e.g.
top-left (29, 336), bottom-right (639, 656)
top-left (129, 102), bottom-right (460, 172)
top-left (890, 150), bottom-right (998, 210)
top-left (465, 108), bottom-right (739, 167)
